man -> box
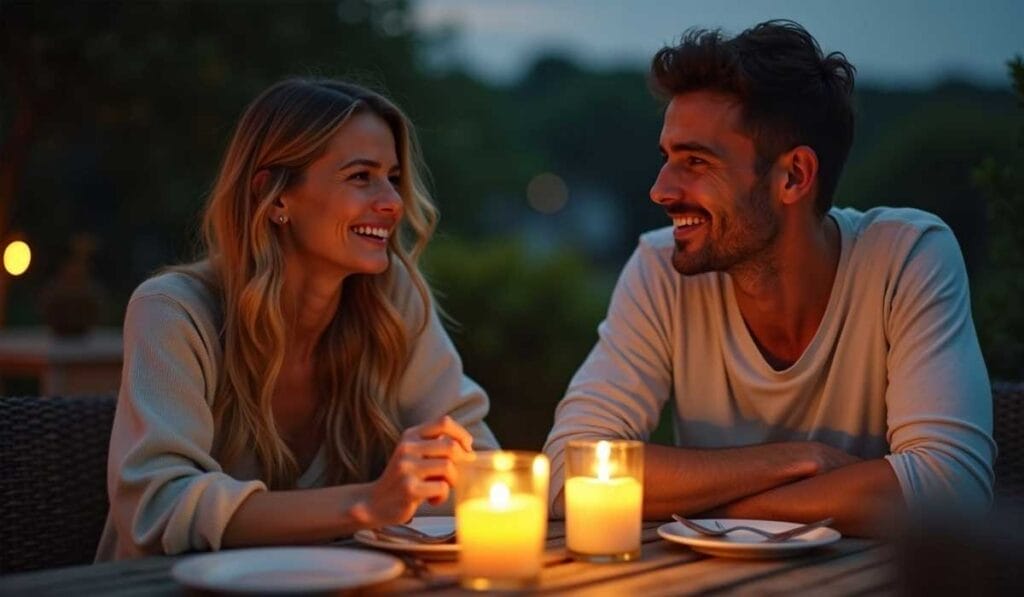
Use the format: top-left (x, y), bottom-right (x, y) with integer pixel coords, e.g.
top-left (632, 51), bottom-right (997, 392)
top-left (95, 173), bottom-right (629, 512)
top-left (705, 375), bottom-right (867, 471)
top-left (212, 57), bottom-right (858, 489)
top-left (542, 20), bottom-right (994, 537)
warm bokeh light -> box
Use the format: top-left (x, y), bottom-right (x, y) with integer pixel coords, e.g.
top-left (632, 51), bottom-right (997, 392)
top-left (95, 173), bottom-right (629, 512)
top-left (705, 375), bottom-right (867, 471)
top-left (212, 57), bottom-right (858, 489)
top-left (3, 240), bottom-right (31, 276)
top-left (526, 172), bottom-right (569, 214)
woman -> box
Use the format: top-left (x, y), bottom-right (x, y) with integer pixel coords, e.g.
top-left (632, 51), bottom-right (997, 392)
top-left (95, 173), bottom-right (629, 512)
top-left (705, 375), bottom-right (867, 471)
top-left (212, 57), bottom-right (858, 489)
top-left (97, 78), bottom-right (498, 560)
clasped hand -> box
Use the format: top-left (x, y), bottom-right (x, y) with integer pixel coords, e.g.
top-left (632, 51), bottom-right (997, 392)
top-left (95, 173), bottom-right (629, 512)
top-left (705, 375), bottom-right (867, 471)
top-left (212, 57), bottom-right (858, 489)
top-left (350, 415), bottom-right (473, 527)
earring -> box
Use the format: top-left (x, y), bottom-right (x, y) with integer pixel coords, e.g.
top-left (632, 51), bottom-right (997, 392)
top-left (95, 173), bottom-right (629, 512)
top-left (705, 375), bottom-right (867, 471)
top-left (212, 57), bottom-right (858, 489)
top-left (278, 215), bottom-right (287, 224)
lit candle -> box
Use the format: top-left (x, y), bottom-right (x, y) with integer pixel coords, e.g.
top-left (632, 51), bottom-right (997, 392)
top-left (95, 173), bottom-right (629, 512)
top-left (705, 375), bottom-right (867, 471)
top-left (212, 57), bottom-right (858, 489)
top-left (565, 440), bottom-right (644, 562)
top-left (456, 452), bottom-right (549, 591)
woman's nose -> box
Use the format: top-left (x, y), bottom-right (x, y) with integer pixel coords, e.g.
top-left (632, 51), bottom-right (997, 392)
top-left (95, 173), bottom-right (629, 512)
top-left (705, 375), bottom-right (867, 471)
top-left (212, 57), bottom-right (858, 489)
top-left (375, 182), bottom-right (403, 214)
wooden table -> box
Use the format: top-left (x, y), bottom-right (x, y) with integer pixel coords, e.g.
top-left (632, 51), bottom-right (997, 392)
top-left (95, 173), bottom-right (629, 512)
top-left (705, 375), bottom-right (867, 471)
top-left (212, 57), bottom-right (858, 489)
top-left (0, 522), bottom-right (898, 596)
top-left (0, 327), bottom-right (122, 396)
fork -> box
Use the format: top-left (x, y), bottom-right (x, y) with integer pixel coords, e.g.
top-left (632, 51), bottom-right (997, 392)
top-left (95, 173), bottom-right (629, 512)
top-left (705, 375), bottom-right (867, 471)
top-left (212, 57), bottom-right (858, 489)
top-left (375, 524), bottom-right (457, 544)
top-left (671, 514), bottom-right (834, 543)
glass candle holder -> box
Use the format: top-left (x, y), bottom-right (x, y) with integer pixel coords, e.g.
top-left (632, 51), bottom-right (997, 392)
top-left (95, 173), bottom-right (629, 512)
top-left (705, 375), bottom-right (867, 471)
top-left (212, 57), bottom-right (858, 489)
top-left (455, 451), bottom-right (549, 591)
top-left (565, 439), bottom-right (644, 562)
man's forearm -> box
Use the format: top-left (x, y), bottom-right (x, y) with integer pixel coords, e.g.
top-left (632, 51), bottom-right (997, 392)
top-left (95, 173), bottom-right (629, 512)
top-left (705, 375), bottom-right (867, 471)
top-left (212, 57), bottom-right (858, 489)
top-left (708, 459), bottom-right (906, 538)
top-left (642, 442), bottom-right (849, 518)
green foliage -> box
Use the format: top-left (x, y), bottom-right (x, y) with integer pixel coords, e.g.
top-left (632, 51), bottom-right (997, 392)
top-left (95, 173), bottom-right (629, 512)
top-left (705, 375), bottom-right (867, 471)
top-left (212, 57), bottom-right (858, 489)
top-left (0, 0), bottom-right (424, 310)
top-left (423, 237), bottom-right (612, 449)
top-left (838, 84), bottom-right (1019, 274)
top-left (973, 57), bottom-right (1024, 380)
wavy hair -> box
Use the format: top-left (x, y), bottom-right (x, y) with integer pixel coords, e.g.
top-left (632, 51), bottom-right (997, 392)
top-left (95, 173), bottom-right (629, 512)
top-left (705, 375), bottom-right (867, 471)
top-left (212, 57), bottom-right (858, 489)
top-left (650, 20), bottom-right (856, 215)
top-left (186, 78), bottom-right (438, 489)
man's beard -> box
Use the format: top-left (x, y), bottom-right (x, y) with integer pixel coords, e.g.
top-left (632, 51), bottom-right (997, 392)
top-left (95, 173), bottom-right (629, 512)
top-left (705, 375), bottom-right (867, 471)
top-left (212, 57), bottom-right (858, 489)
top-left (671, 172), bottom-right (779, 276)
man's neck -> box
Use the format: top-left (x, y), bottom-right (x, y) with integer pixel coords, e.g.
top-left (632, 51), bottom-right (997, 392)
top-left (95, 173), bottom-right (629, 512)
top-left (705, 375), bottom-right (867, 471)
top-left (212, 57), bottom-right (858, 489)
top-left (729, 213), bottom-right (841, 370)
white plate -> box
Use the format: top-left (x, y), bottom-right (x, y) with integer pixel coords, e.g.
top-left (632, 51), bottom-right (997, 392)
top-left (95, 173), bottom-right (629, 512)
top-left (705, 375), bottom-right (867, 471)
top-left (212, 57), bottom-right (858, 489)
top-left (171, 546), bottom-right (404, 593)
top-left (354, 516), bottom-right (459, 558)
top-left (657, 518), bottom-right (841, 559)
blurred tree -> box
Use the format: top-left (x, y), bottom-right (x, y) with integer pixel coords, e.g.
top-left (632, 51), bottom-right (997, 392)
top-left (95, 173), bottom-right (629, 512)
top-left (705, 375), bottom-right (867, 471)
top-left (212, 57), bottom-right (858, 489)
top-left (424, 237), bottom-right (612, 449)
top-left (0, 0), bottom-right (422, 320)
top-left (974, 57), bottom-right (1024, 380)
top-left (513, 56), bottom-right (665, 260)
top-left (838, 83), bottom-right (1018, 275)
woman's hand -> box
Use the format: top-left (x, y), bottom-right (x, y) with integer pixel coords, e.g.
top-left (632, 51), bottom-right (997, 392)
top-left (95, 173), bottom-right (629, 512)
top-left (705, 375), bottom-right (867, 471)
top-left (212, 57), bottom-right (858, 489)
top-left (349, 415), bottom-right (474, 527)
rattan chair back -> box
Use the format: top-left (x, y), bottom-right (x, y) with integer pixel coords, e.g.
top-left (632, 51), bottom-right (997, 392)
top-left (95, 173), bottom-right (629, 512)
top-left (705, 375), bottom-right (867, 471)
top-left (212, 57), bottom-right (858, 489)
top-left (0, 395), bottom-right (116, 574)
top-left (994, 381), bottom-right (1024, 505)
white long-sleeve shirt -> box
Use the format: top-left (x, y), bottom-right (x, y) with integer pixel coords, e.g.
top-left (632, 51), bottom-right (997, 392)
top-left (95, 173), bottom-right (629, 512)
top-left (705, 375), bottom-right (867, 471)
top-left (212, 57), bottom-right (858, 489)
top-left (97, 265), bottom-right (498, 560)
top-left (543, 207), bottom-right (995, 517)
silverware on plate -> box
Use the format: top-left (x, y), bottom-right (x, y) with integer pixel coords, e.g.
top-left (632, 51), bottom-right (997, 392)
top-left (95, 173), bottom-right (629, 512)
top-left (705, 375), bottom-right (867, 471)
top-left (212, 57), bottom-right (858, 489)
top-left (374, 524), bottom-right (457, 544)
top-left (671, 515), bottom-right (834, 543)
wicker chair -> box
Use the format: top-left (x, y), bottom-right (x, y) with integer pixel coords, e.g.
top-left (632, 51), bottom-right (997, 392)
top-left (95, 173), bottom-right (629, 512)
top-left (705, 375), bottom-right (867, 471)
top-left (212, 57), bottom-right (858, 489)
top-left (993, 381), bottom-right (1024, 506)
top-left (0, 395), bottom-right (116, 574)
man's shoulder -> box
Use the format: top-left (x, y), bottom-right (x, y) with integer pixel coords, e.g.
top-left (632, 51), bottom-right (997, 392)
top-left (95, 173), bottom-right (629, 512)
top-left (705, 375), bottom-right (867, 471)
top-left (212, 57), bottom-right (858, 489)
top-left (835, 206), bottom-right (958, 262)
top-left (836, 206), bottom-right (951, 243)
top-left (637, 226), bottom-right (677, 261)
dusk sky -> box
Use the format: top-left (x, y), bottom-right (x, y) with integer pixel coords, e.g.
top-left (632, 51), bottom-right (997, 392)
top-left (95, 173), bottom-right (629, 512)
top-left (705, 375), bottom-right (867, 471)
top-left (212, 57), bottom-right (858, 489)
top-left (413, 0), bottom-right (1024, 87)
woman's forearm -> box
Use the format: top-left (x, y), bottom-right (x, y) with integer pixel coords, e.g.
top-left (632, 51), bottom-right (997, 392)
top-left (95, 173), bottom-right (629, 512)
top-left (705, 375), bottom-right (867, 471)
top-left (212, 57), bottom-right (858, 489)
top-left (221, 483), bottom-right (374, 547)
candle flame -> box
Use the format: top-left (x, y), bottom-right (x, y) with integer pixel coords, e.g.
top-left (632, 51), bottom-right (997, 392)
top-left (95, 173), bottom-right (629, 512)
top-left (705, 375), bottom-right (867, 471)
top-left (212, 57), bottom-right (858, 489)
top-left (596, 440), bottom-right (612, 481)
top-left (532, 454), bottom-right (549, 479)
top-left (493, 451), bottom-right (515, 472)
top-left (489, 481), bottom-right (511, 508)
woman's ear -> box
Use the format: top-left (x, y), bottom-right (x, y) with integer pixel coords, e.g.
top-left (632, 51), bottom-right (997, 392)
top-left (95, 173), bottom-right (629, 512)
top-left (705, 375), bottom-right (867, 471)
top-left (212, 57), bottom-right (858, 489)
top-left (254, 169), bottom-right (289, 225)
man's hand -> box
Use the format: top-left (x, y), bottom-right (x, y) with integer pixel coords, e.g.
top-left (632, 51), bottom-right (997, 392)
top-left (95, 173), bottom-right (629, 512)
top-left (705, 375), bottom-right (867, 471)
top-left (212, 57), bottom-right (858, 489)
top-left (807, 441), bottom-right (862, 474)
top-left (638, 441), bottom-right (860, 519)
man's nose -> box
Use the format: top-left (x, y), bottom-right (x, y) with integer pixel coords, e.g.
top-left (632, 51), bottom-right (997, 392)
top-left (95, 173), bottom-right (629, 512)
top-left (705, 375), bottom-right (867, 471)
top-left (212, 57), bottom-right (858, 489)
top-left (649, 166), bottom-right (676, 205)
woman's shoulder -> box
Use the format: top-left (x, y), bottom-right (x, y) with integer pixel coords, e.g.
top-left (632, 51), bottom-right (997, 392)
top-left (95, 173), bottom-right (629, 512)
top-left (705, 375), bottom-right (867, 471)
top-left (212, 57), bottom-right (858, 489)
top-left (386, 256), bottom-right (432, 329)
top-left (127, 263), bottom-right (223, 334)
top-left (131, 264), bottom-right (220, 309)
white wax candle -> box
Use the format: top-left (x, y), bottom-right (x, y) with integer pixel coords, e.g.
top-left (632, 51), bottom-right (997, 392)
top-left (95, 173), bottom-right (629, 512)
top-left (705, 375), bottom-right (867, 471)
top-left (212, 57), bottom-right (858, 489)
top-left (456, 484), bottom-right (546, 582)
top-left (565, 476), bottom-right (643, 555)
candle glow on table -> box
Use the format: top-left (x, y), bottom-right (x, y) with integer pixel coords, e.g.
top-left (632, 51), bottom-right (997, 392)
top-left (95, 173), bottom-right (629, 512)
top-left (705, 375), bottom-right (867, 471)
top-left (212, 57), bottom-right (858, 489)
top-left (455, 451), bottom-right (549, 590)
top-left (565, 440), bottom-right (644, 561)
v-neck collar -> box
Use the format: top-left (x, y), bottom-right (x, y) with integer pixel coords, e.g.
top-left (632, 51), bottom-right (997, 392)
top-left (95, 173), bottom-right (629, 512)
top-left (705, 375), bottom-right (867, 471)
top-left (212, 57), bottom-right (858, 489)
top-left (295, 444), bottom-right (328, 488)
top-left (723, 210), bottom-right (852, 378)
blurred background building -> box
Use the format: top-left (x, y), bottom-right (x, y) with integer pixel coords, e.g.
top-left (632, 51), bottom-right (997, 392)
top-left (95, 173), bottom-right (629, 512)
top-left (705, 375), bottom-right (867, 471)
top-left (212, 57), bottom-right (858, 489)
top-left (1, 0), bottom-right (1022, 449)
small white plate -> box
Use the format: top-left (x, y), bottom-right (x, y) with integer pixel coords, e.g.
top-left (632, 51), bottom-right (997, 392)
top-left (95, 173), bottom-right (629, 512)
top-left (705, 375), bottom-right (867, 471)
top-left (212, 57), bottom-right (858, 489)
top-left (657, 518), bottom-right (841, 559)
top-left (171, 546), bottom-right (403, 593)
top-left (354, 516), bottom-right (459, 558)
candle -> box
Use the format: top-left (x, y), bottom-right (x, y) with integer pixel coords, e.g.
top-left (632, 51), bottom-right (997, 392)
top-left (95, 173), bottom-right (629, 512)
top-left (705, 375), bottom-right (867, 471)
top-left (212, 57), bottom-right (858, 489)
top-left (565, 440), bottom-right (644, 562)
top-left (456, 451), bottom-right (549, 591)
top-left (565, 476), bottom-right (642, 554)
top-left (456, 484), bottom-right (545, 582)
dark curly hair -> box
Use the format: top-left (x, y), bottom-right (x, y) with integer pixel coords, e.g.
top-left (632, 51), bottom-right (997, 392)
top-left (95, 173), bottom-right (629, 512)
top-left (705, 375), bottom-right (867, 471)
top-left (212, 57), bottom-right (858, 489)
top-left (650, 20), bottom-right (855, 215)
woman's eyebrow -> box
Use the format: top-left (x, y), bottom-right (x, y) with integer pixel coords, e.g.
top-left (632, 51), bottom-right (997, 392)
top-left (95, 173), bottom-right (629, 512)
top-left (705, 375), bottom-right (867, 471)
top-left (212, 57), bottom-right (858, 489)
top-left (338, 158), bottom-right (381, 170)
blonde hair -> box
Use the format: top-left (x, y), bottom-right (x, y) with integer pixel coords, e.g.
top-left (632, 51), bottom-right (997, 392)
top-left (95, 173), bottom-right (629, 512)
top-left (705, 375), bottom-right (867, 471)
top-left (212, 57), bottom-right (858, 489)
top-left (188, 78), bottom-right (438, 489)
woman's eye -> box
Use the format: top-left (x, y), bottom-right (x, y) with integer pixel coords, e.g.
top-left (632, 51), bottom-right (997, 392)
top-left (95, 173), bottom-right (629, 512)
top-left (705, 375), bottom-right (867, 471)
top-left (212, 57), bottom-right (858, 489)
top-left (348, 171), bottom-right (370, 182)
top-left (388, 175), bottom-right (401, 187)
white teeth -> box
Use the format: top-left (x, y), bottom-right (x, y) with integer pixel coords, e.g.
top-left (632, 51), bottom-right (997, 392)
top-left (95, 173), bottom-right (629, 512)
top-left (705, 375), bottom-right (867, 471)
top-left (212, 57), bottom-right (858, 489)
top-left (353, 226), bottom-right (390, 239)
top-left (672, 215), bottom-right (707, 227)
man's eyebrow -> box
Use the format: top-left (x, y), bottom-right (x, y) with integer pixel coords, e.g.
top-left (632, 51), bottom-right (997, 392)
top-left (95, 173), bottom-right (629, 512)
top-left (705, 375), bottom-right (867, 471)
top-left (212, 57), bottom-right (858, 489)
top-left (662, 141), bottom-right (722, 159)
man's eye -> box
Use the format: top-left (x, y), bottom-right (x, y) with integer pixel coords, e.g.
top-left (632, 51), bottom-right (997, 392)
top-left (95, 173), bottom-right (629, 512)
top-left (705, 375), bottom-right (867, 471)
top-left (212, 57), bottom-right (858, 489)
top-left (687, 156), bottom-right (707, 167)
